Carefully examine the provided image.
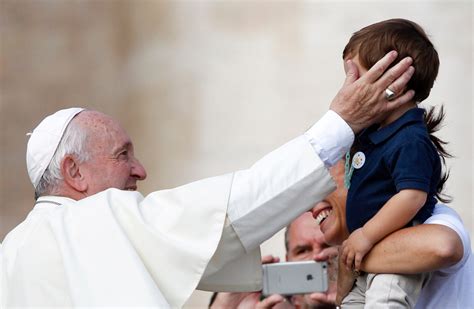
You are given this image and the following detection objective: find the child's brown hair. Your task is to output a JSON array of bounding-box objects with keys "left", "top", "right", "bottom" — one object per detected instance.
[{"left": 343, "top": 18, "right": 439, "bottom": 103}]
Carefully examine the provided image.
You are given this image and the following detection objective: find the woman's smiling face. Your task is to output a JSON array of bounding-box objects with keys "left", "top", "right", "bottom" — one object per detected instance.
[{"left": 311, "top": 160, "right": 350, "bottom": 245}]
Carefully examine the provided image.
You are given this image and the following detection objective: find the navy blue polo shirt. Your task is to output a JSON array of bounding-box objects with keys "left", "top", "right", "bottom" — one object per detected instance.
[{"left": 346, "top": 108, "right": 441, "bottom": 233}]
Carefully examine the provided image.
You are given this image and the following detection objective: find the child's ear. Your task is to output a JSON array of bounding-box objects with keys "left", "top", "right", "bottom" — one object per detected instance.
[
  {"left": 344, "top": 59, "right": 360, "bottom": 81},
  {"left": 343, "top": 59, "right": 350, "bottom": 74}
]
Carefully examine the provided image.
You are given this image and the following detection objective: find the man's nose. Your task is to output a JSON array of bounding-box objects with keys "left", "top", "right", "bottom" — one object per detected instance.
[{"left": 132, "top": 158, "right": 147, "bottom": 180}]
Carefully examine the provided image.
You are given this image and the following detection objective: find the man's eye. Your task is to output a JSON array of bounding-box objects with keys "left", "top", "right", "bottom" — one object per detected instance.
[
  {"left": 296, "top": 248, "right": 311, "bottom": 256},
  {"left": 119, "top": 151, "right": 128, "bottom": 157}
]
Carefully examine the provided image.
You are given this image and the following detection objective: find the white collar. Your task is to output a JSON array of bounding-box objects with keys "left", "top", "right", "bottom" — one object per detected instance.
[{"left": 35, "top": 195, "right": 76, "bottom": 208}]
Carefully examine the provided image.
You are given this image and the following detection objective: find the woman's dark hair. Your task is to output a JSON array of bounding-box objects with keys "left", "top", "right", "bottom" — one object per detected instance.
[{"left": 424, "top": 105, "right": 452, "bottom": 203}]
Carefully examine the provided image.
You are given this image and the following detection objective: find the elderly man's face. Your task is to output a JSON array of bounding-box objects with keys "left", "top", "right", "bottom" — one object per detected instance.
[
  {"left": 311, "top": 161, "right": 349, "bottom": 246},
  {"left": 76, "top": 111, "right": 147, "bottom": 195}
]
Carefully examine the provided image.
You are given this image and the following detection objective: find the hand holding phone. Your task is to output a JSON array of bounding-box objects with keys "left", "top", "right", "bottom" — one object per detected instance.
[{"left": 262, "top": 261, "right": 328, "bottom": 296}]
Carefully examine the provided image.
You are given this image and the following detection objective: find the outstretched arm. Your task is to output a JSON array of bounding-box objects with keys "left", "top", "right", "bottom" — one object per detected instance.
[{"left": 361, "top": 223, "right": 463, "bottom": 274}]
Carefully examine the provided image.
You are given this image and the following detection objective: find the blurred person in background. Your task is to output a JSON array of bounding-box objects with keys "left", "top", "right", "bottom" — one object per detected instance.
[
  {"left": 284, "top": 213, "right": 337, "bottom": 309},
  {"left": 210, "top": 212, "right": 338, "bottom": 309}
]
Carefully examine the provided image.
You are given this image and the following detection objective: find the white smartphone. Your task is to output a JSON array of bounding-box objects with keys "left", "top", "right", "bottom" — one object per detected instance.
[{"left": 262, "top": 260, "right": 328, "bottom": 296}]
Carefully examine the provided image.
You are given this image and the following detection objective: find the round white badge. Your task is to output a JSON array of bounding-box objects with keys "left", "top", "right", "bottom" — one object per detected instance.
[{"left": 352, "top": 151, "right": 366, "bottom": 169}]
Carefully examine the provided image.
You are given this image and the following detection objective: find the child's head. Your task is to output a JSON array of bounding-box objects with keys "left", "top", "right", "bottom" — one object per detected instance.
[{"left": 343, "top": 19, "right": 439, "bottom": 103}]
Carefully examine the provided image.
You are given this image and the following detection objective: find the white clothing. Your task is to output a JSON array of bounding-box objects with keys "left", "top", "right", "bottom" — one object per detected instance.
[
  {"left": 304, "top": 110, "right": 353, "bottom": 167},
  {"left": 415, "top": 204, "right": 474, "bottom": 309},
  {"left": 343, "top": 272, "right": 428, "bottom": 309},
  {"left": 1, "top": 111, "right": 352, "bottom": 308}
]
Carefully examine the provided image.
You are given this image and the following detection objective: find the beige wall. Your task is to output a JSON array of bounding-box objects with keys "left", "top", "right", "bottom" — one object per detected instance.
[{"left": 1, "top": 1, "right": 472, "bottom": 308}]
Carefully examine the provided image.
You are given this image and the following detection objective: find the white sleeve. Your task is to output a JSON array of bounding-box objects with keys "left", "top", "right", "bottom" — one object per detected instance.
[
  {"left": 304, "top": 110, "right": 354, "bottom": 167},
  {"left": 198, "top": 217, "right": 262, "bottom": 292},
  {"left": 424, "top": 204, "right": 472, "bottom": 272},
  {"left": 226, "top": 112, "right": 351, "bottom": 251},
  {"left": 227, "top": 135, "right": 336, "bottom": 252},
  {"left": 200, "top": 133, "right": 338, "bottom": 291}
]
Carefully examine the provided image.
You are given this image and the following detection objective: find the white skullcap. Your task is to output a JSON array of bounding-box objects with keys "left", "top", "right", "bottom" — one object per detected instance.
[{"left": 26, "top": 107, "right": 85, "bottom": 188}]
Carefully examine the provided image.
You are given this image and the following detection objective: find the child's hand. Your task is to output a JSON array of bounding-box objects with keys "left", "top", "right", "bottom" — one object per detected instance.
[{"left": 341, "top": 228, "right": 374, "bottom": 271}]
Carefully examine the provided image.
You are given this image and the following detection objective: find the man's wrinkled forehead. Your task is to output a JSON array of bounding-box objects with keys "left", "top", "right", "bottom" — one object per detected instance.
[
  {"left": 79, "top": 111, "right": 130, "bottom": 139},
  {"left": 76, "top": 110, "right": 117, "bottom": 130},
  {"left": 75, "top": 111, "right": 133, "bottom": 156},
  {"left": 287, "top": 213, "right": 319, "bottom": 247}
]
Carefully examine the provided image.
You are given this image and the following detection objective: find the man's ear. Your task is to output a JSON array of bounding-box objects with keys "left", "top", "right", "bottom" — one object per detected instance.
[{"left": 61, "top": 155, "right": 87, "bottom": 192}]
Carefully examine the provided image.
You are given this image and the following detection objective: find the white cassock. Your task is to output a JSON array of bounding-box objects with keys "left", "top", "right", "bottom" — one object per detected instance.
[{"left": 0, "top": 111, "right": 353, "bottom": 308}]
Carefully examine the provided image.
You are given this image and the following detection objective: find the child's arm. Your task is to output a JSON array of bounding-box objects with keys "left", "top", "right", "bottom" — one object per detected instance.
[
  {"left": 361, "top": 223, "right": 463, "bottom": 274},
  {"left": 341, "top": 189, "right": 427, "bottom": 270}
]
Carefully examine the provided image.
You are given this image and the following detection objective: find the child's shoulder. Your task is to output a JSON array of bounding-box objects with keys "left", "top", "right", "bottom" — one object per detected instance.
[
  {"left": 373, "top": 107, "right": 430, "bottom": 149},
  {"left": 394, "top": 121, "right": 431, "bottom": 141},
  {"left": 384, "top": 122, "right": 436, "bottom": 153}
]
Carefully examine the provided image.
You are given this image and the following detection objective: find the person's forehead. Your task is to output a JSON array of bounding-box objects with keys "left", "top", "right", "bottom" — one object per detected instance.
[
  {"left": 78, "top": 111, "right": 132, "bottom": 148},
  {"left": 289, "top": 213, "right": 320, "bottom": 242},
  {"left": 292, "top": 212, "right": 316, "bottom": 228},
  {"left": 78, "top": 111, "right": 120, "bottom": 128}
]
